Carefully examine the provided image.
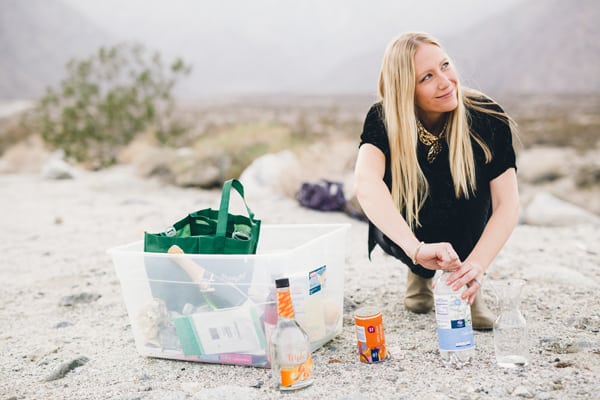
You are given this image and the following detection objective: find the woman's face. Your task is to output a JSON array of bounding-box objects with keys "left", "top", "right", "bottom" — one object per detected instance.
[{"left": 413, "top": 43, "right": 458, "bottom": 121}]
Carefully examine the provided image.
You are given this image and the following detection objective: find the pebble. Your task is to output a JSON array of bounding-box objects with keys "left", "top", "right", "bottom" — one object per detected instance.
[
  {"left": 53, "top": 321, "right": 73, "bottom": 328},
  {"left": 59, "top": 292, "right": 102, "bottom": 306},
  {"left": 513, "top": 385, "right": 534, "bottom": 398},
  {"left": 44, "top": 356, "right": 89, "bottom": 381}
]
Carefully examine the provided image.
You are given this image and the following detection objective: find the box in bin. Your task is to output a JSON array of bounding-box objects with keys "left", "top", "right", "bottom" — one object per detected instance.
[{"left": 108, "top": 224, "right": 350, "bottom": 367}]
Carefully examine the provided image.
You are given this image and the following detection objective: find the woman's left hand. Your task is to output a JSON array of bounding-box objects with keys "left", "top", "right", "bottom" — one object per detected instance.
[{"left": 444, "top": 261, "right": 485, "bottom": 304}]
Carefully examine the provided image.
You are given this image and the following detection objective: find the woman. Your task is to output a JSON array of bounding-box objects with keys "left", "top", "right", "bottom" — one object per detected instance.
[{"left": 354, "top": 32, "right": 519, "bottom": 330}]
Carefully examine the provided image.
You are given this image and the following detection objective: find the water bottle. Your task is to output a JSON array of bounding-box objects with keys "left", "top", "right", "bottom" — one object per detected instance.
[{"left": 434, "top": 270, "right": 474, "bottom": 368}]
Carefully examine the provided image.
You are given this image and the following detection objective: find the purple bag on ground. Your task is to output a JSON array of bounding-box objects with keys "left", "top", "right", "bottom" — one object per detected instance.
[{"left": 296, "top": 179, "right": 346, "bottom": 211}]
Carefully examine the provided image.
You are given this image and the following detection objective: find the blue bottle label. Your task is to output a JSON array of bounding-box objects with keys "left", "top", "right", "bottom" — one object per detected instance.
[{"left": 435, "top": 293, "right": 474, "bottom": 351}]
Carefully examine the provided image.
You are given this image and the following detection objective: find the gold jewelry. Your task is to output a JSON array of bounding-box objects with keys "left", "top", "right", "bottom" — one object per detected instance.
[
  {"left": 417, "top": 118, "right": 448, "bottom": 163},
  {"left": 412, "top": 241, "right": 425, "bottom": 265}
]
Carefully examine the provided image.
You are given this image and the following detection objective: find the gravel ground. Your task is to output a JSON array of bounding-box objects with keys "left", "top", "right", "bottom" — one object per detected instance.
[{"left": 1, "top": 166, "right": 599, "bottom": 399}]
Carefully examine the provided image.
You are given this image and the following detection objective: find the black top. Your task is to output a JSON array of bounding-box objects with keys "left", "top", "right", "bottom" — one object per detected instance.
[{"left": 359, "top": 101, "right": 516, "bottom": 278}]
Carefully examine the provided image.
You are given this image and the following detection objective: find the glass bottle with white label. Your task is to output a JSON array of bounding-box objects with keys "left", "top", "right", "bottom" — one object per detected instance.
[
  {"left": 269, "top": 278, "right": 314, "bottom": 391},
  {"left": 434, "top": 270, "right": 474, "bottom": 368}
]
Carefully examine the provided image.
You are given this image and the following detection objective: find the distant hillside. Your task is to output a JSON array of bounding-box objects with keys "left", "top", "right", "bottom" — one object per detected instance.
[
  {"left": 0, "top": 0, "right": 110, "bottom": 100},
  {"left": 320, "top": 0, "right": 600, "bottom": 96},
  {"left": 445, "top": 0, "right": 600, "bottom": 95}
]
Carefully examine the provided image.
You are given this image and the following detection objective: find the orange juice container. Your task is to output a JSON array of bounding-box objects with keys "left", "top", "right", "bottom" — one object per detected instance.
[{"left": 354, "top": 307, "right": 387, "bottom": 363}]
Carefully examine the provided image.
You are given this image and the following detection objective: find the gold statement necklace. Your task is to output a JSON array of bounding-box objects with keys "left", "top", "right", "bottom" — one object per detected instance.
[{"left": 417, "top": 118, "right": 448, "bottom": 163}]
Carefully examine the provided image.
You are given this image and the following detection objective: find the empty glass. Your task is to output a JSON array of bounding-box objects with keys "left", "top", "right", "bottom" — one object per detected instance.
[{"left": 490, "top": 279, "right": 528, "bottom": 368}]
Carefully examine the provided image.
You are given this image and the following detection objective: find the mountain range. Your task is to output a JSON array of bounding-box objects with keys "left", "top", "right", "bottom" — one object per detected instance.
[
  {"left": 446, "top": 0, "right": 600, "bottom": 95},
  {"left": 319, "top": 0, "right": 600, "bottom": 96},
  {"left": 0, "top": 0, "right": 110, "bottom": 100},
  {"left": 0, "top": 0, "right": 598, "bottom": 100}
]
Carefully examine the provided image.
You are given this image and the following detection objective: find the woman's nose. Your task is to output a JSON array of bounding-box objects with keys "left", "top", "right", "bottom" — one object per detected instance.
[{"left": 438, "top": 75, "right": 451, "bottom": 89}]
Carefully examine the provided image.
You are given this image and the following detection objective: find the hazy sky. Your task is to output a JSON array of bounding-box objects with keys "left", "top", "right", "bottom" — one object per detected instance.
[
  {"left": 61, "top": 0, "right": 524, "bottom": 96},
  {"left": 65, "top": 0, "right": 523, "bottom": 44}
]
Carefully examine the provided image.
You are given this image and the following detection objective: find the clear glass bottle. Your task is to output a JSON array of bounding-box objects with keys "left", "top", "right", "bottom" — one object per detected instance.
[
  {"left": 270, "top": 278, "right": 314, "bottom": 391},
  {"left": 434, "top": 270, "right": 474, "bottom": 368},
  {"left": 491, "top": 279, "right": 528, "bottom": 368}
]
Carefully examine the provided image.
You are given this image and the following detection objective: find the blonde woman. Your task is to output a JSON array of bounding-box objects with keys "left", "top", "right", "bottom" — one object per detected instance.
[{"left": 354, "top": 32, "right": 519, "bottom": 330}]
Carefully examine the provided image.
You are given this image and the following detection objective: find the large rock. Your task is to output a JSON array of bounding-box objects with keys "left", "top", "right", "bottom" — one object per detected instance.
[
  {"left": 0, "top": 135, "right": 50, "bottom": 173},
  {"left": 239, "top": 150, "right": 300, "bottom": 198},
  {"left": 517, "top": 147, "right": 574, "bottom": 184},
  {"left": 118, "top": 137, "right": 176, "bottom": 182},
  {"left": 172, "top": 157, "right": 223, "bottom": 188},
  {"left": 41, "top": 156, "right": 75, "bottom": 180},
  {"left": 522, "top": 191, "right": 600, "bottom": 226}
]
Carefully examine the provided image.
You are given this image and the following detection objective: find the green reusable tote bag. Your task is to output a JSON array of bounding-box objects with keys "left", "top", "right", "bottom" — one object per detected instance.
[{"left": 144, "top": 179, "right": 261, "bottom": 254}]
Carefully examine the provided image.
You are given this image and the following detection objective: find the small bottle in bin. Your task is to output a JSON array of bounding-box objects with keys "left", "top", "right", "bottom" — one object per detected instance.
[
  {"left": 263, "top": 287, "right": 278, "bottom": 363},
  {"left": 269, "top": 278, "right": 314, "bottom": 391}
]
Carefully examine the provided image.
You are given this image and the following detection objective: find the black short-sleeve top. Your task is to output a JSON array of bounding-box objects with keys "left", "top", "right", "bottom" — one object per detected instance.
[{"left": 359, "top": 100, "right": 516, "bottom": 276}]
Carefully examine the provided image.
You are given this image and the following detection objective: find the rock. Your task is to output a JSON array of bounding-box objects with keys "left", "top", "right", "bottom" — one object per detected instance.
[
  {"left": 53, "top": 321, "right": 73, "bottom": 329},
  {"left": 123, "top": 141, "right": 177, "bottom": 181},
  {"left": 41, "top": 157, "right": 75, "bottom": 179},
  {"left": 575, "top": 163, "right": 600, "bottom": 188},
  {"left": 522, "top": 191, "right": 600, "bottom": 226},
  {"left": 517, "top": 147, "right": 573, "bottom": 184},
  {"left": 171, "top": 148, "right": 231, "bottom": 188},
  {"left": 239, "top": 150, "right": 300, "bottom": 198},
  {"left": 174, "top": 160, "right": 221, "bottom": 188},
  {"left": 0, "top": 135, "right": 50, "bottom": 174},
  {"left": 512, "top": 385, "right": 534, "bottom": 398},
  {"left": 44, "top": 356, "right": 89, "bottom": 381},
  {"left": 59, "top": 292, "right": 102, "bottom": 306}
]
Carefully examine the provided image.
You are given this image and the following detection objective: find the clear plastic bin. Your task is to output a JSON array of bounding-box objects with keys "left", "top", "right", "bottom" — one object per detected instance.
[{"left": 108, "top": 224, "right": 350, "bottom": 367}]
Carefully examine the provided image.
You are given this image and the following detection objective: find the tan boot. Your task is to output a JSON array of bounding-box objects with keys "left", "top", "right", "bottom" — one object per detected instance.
[
  {"left": 404, "top": 270, "right": 434, "bottom": 314},
  {"left": 471, "top": 294, "right": 495, "bottom": 331}
]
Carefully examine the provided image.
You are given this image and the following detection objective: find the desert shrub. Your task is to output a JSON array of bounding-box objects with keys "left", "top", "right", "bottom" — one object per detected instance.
[
  {"left": 193, "top": 121, "right": 309, "bottom": 179},
  {"left": 0, "top": 115, "right": 31, "bottom": 155},
  {"left": 500, "top": 93, "right": 600, "bottom": 150},
  {"left": 25, "top": 42, "right": 191, "bottom": 168}
]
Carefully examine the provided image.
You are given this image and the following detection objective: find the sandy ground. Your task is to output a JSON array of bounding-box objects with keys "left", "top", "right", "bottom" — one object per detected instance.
[{"left": 1, "top": 166, "right": 599, "bottom": 400}]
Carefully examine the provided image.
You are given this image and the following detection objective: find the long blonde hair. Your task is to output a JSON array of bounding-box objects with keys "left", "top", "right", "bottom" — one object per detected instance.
[{"left": 377, "top": 32, "right": 510, "bottom": 229}]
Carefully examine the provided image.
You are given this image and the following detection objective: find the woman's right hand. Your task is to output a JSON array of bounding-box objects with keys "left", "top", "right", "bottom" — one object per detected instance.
[
  {"left": 414, "top": 242, "right": 461, "bottom": 271},
  {"left": 354, "top": 145, "right": 462, "bottom": 273}
]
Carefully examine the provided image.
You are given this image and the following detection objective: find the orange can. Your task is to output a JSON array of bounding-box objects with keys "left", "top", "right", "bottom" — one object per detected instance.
[{"left": 354, "top": 307, "right": 387, "bottom": 363}]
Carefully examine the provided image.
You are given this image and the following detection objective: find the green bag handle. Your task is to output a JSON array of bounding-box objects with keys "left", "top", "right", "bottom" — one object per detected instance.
[{"left": 216, "top": 179, "right": 257, "bottom": 241}]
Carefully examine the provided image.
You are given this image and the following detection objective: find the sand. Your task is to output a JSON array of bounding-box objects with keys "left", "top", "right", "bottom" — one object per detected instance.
[{"left": 1, "top": 165, "right": 599, "bottom": 400}]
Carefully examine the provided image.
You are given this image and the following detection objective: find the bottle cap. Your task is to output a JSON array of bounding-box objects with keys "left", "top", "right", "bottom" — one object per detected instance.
[{"left": 275, "top": 278, "right": 290, "bottom": 288}]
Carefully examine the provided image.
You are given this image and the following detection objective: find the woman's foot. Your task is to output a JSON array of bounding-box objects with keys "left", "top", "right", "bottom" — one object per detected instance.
[
  {"left": 471, "top": 294, "right": 495, "bottom": 331},
  {"left": 404, "top": 270, "right": 434, "bottom": 313}
]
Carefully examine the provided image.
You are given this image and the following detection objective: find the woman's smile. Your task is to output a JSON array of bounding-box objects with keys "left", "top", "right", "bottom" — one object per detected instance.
[{"left": 437, "top": 87, "right": 455, "bottom": 100}]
